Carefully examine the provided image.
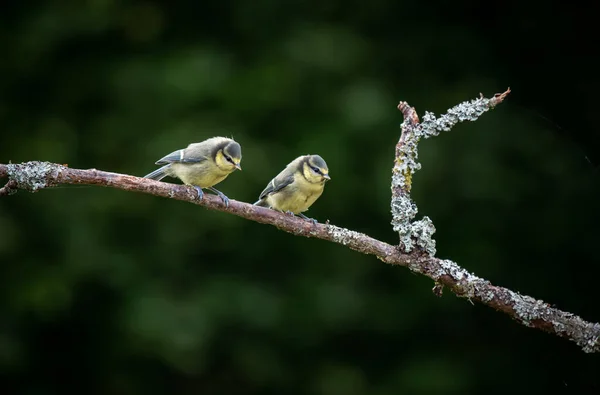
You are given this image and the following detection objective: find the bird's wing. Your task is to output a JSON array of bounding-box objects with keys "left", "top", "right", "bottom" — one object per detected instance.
[
  {"left": 259, "top": 172, "right": 295, "bottom": 200},
  {"left": 155, "top": 149, "right": 209, "bottom": 165}
]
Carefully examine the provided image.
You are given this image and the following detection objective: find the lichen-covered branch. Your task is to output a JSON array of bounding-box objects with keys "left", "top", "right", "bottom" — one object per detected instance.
[
  {"left": 1, "top": 158, "right": 598, "bottom": 353},
  {"left": 408, "top": 256, "right": 600, "bottom": 354},
  {"left": 391, "top": 88, "right": 511, "bottom": 254},
  {"left": 0, "top": 162, "right": 401, "bottom": 260}
]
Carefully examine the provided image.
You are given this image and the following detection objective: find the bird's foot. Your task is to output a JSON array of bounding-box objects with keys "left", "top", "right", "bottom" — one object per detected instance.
[
  {"left": 209, "top": 187, "right": 230, "bottom": 208},
  {"left": 193, "top": 186, "right": 204, "bottom": 200},
  {"left": 284, "top": 210, "right": 296, "bottom": 217},
  {"left": 299, "top": 213, "right": 318, "bottom": 225}
]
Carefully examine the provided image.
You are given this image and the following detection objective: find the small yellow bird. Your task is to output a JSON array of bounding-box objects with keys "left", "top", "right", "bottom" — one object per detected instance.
[
  {"left": 254, "top": 154, "right": 330, "bottom": 223},
  {"left": 144, "top": 137, "right": 242, "bottom": 207}
]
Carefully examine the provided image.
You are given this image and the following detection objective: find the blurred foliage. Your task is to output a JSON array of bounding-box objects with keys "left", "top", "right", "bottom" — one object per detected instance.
[{"left": 1, "top": 1, "right": 599, "bottom": 394}]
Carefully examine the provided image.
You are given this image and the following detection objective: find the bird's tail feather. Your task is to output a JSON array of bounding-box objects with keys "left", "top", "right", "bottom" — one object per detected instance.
[
  {"left": 253, "top": 199, "right": 268, "bottom": 207},
  {"left": 144, "top": 164, "right": 170, "bottom": 181}
]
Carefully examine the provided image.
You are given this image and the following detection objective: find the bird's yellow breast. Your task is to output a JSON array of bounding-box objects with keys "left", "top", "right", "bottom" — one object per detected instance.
[
  {"left": 266, "top": 173, "right": 325, "bottom": 214},
  {"left": 169, "top": 162, "right": 232, "bottom": 188}
]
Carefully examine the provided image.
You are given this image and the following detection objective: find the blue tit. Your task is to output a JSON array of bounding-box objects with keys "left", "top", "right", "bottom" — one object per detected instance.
[
  {"left": 254, "top": 154, "right": 330, "bottom": 223},
  {"left": 144, "top": 137, "right": 242, "bottom": 207}
]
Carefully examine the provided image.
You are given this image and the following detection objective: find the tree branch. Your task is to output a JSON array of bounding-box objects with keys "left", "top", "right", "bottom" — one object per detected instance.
[
  {"left": 391, "top": 88, "right": 511, "bottom": 254},
  {"left": 2, "top": 88, "right": 599, "bottom": 354},
  {"left": 0, "top": 179, "right": 17, "bottom": 196}
]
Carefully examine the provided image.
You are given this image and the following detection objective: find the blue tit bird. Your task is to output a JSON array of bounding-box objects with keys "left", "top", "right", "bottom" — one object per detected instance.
[
  {"left": 254, "top": 154, "right": 330, "bottom": 223},
  {"left": 144, "top": 137, "right": 242, "bottom": 207}
]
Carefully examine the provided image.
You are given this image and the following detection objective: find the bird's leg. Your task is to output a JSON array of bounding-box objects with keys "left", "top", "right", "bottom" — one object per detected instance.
[
  {"left": 284, "top": 210, "right": 296, "bottom": 217},
  {"left": 208, "top": 187, "right": 230, "bottom": 208},
  {"left": 192, "top": 186, "right": 204, "bottom": 200},
  {"left": 299, "top": 213, "right": 318, "bottom": 225}
]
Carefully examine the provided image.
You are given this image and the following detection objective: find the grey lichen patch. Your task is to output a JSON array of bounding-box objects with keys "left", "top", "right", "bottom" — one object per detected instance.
[
  {"left": 327, "top": 225, "right": 364, "bottom": 247},
  {"left": 391, "top": 194, "right": 418, "bottom": 250},
  {"left": 413, "top": 257, "right": 491, "bottom": 300},
  {"left": 582, "top": 324, "right": 600, "bottom": 353},
  {"left": 479, "top": 288, "right": 496, "bottom": 303},
  {"left": 433, "top": 259, "right": 488, "bottom": 301},
  {"left": 411, "top": 216, "right": 436, "bottom": 256},
  {"left": 435, "top": 259, "right": 479, "bottom": 283},
  {"left": 392, "top": 118, "right": 424, "bottom": 190},
  {"left": 6, "top": 161, "right": 61, "bottom": 192},
  {"left": 420, "top": 96, "right": 491, "bottom": 137},
  {"left": 391, "top": 195, "right": 418, "bottom": 225},
  {"left": 510, "top": 293, "right": 548, "bottom": 325},
  {"left": 552, "top": 320, "right": 567, "bottom": 334},
  {"left": 391, "top": 199, "right": 437, "bottom": 255},
  {"left": 391, "top": 164, "right": 418, "bottom": 192},
  {"left": 398, "top": 233, "right": 414, "bottom": 254},
  {"left": 510, "top": 293, "right": 600, "bottom": 353}
]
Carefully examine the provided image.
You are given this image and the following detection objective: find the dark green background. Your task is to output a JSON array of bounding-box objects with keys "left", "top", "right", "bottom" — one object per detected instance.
[{"left": 1, "top": 1, "right": 599, "bottom": 394}]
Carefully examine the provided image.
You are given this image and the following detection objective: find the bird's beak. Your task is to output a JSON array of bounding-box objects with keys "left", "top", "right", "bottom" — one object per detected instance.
[
  {"left": 235, "top": 163, "right": 242, "bottom": 171},
  {"left": 323, "top": 174, "right": 331, "bottom": 181}
]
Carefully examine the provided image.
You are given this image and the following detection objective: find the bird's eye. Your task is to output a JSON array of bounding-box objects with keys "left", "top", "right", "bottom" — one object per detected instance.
[
  {"left": 224, "top": 155, "right": 234, "bottom": 163},
  {"left": 311, "top": 166, "right": 320, "bottom": 174}
]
